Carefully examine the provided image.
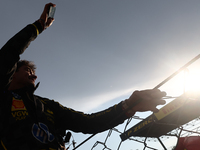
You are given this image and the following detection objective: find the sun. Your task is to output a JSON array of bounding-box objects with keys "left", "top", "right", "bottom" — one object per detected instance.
[
  {"left": 184, "top": 67, "right": 200, "bottom": 93},
  {"left": 160, "top": 62, "right": 200, "bottom": 99}
]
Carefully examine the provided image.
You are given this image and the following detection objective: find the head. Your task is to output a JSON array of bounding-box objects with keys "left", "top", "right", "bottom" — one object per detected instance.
[
  {"left": 8, "top": 60, "right": 37, "bottom": 90},
  {"left": 16, "top": 60, "right": 36, "bottom": 74}
]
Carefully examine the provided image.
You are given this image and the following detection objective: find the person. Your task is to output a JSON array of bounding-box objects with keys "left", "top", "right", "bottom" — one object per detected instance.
[{"left": 0, "top": 3, "right": 167, "bottom": 150}]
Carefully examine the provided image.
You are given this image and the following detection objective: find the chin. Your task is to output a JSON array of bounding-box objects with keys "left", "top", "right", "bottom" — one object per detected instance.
[
  {"left": 25, "top": 83, "right": 36, "bottom": 92},
  {"left": 27, "top": 82, "right": 36, "bottom": 88}
]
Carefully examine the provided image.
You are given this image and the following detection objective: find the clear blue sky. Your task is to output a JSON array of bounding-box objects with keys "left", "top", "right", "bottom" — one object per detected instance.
[{"left": 1, "top": 1, "right": 200, "bottom": 149}]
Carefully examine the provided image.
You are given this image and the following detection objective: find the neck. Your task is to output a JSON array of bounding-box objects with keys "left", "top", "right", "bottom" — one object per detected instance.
[
  {"left": 8, "top": 83, "right": 24, "bottom": 91},
  {"left": 8, "top": 83, "right": 36, "bottom": 92}
]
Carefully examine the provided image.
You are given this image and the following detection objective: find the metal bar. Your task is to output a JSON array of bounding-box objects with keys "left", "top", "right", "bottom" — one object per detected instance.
[
  {"left": 154, "top": 54, "right": 200, "bottom": 89},
  {"left": 157, "top": 137, "right": 167, "bottom": 150},
  {"left": 73, "top": 134, "right": 96, "bottom": 150}
]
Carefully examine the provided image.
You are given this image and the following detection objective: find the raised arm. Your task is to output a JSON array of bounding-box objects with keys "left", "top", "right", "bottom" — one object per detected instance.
[{"left": 0, "top": 3, "right": 55, "bottom": 89}]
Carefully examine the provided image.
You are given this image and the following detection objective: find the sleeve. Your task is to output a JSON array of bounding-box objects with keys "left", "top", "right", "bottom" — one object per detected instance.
[
  {"left": 43, "top": 99, "right": 129, "bottom": 134},
  {"left": 0, "top": 21, "right": 43, "bottom": 89}
]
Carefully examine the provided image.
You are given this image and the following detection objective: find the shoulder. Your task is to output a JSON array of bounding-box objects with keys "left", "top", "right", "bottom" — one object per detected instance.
[
  {"left": 34, "top": 95, "right": 58, "bottom": 105},
  {"left": 34, "top": 95, "right": 66, "bottom": 111}
]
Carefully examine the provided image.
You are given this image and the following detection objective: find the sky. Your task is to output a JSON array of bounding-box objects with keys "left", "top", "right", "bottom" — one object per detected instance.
[{"left": 1, "top": 0, "right": 200, "bottom": 149}]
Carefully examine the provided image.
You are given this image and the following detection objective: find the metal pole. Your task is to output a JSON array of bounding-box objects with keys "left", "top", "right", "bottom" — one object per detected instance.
[
  {"left": 157, "top": 137, "right": 167, "bottom": 150},
  {"left": 73, "top": 134, "right": 96, "bottom": 150},
  {"left": 154, "top": 54, "right": 200, "bottom": 89}
]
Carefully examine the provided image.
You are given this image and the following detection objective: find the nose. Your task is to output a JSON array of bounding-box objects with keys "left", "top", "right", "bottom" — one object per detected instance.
[
  {"left": 30, "top": 74, "right": 37, "bottom": 80},
  {"left": 33, "top": 74, "right": 37, "bottom": 80},
  {"left": 33, "top": 74, "right": 37, "bottom": 79}
]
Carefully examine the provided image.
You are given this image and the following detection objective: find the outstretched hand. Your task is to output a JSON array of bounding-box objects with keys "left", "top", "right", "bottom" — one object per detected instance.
[
  {"left": 125, "top": 89, "right": 166, "bottom": 114},
  {"left": 39, "top": 3, "right": 56, "bottom": 29}
]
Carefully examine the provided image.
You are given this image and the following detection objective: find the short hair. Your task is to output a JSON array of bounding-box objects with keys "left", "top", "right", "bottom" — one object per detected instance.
[{"left": 16, "top": 60, "right": 36, "bottom": 73}]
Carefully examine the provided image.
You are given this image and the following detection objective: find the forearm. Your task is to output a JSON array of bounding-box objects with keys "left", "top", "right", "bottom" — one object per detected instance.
[
  {"left": 0, "top": 21, "right": 43, "bottom": 89},
  {"left": 57, "top": 101, "right": 129, "bottom": 134},
  {"left": 0, "top": 21, "right": 42, "bottom": 56},
  {"left": 81, "top": 102, "right": 128, "bottom": 133}
]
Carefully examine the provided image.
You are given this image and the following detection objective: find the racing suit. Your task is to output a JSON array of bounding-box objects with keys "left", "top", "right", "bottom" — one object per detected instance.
[{"left": 0, "top": 21, "right": 129, "bottom": 149}]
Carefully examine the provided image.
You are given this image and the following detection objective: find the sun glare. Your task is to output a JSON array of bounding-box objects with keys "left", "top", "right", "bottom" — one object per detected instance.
[
  {"left": 170, "top": 63, "right": 200, "bottom": 100},
  {"left": 184, "top": 69, "right": 200, "bottom": 92},
  {"left": 161, "top": 62, "right": 200, "bottom": 99}
]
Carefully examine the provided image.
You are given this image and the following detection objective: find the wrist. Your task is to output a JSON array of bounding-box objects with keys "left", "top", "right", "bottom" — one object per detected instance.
[
  {"left": 32, "top": 20, "right": 44, "bottom": 34},
  {"left": 122, "top": 99, "right": 136, "bottom": 117},
  {"left": 38, "top": 19, "right": 46, "bottom": 30}
]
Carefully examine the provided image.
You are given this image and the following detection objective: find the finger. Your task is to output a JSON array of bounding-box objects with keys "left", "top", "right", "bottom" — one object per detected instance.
[
  {"left": 46, "top": 18, "right": 54, "bottom": 27},
  {"left": 140, "top": 89, "right": 166, "bottom": 101},
  {"left": 148, "top": 99, "right": 166, "bottom": 113},
  {"left": 150, "top": 89, "right": 166, "bottom": 98},
  {"left": 40, "top": 3, "right": 56, "bottom": 21},
  {"left": 45, "top": 3, "right": 56, "bottom": 11},
  {"left": 139, "top": 89, "right": 166, "bottom": 98},
  {"left": 154, "top": 99, "right": 166, "bottom": 105},
  {"left": 151, "top": 107, "right": 159, "bottom": 113}
]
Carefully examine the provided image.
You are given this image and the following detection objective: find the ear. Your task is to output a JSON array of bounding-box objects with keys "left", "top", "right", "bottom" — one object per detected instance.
[{"left": 12, "top": 72, "right": 17, "bottom": 80}]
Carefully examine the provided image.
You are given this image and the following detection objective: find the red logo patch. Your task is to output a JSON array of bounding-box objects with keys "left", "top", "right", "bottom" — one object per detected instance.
[{"left": 11, "top": 99, "right": 26, "bottom": 111}]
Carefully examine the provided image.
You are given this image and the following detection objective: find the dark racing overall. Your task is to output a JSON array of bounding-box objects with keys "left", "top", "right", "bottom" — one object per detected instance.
[{"left": 0, "top": 21, "right": 127, "bottom": 150}]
